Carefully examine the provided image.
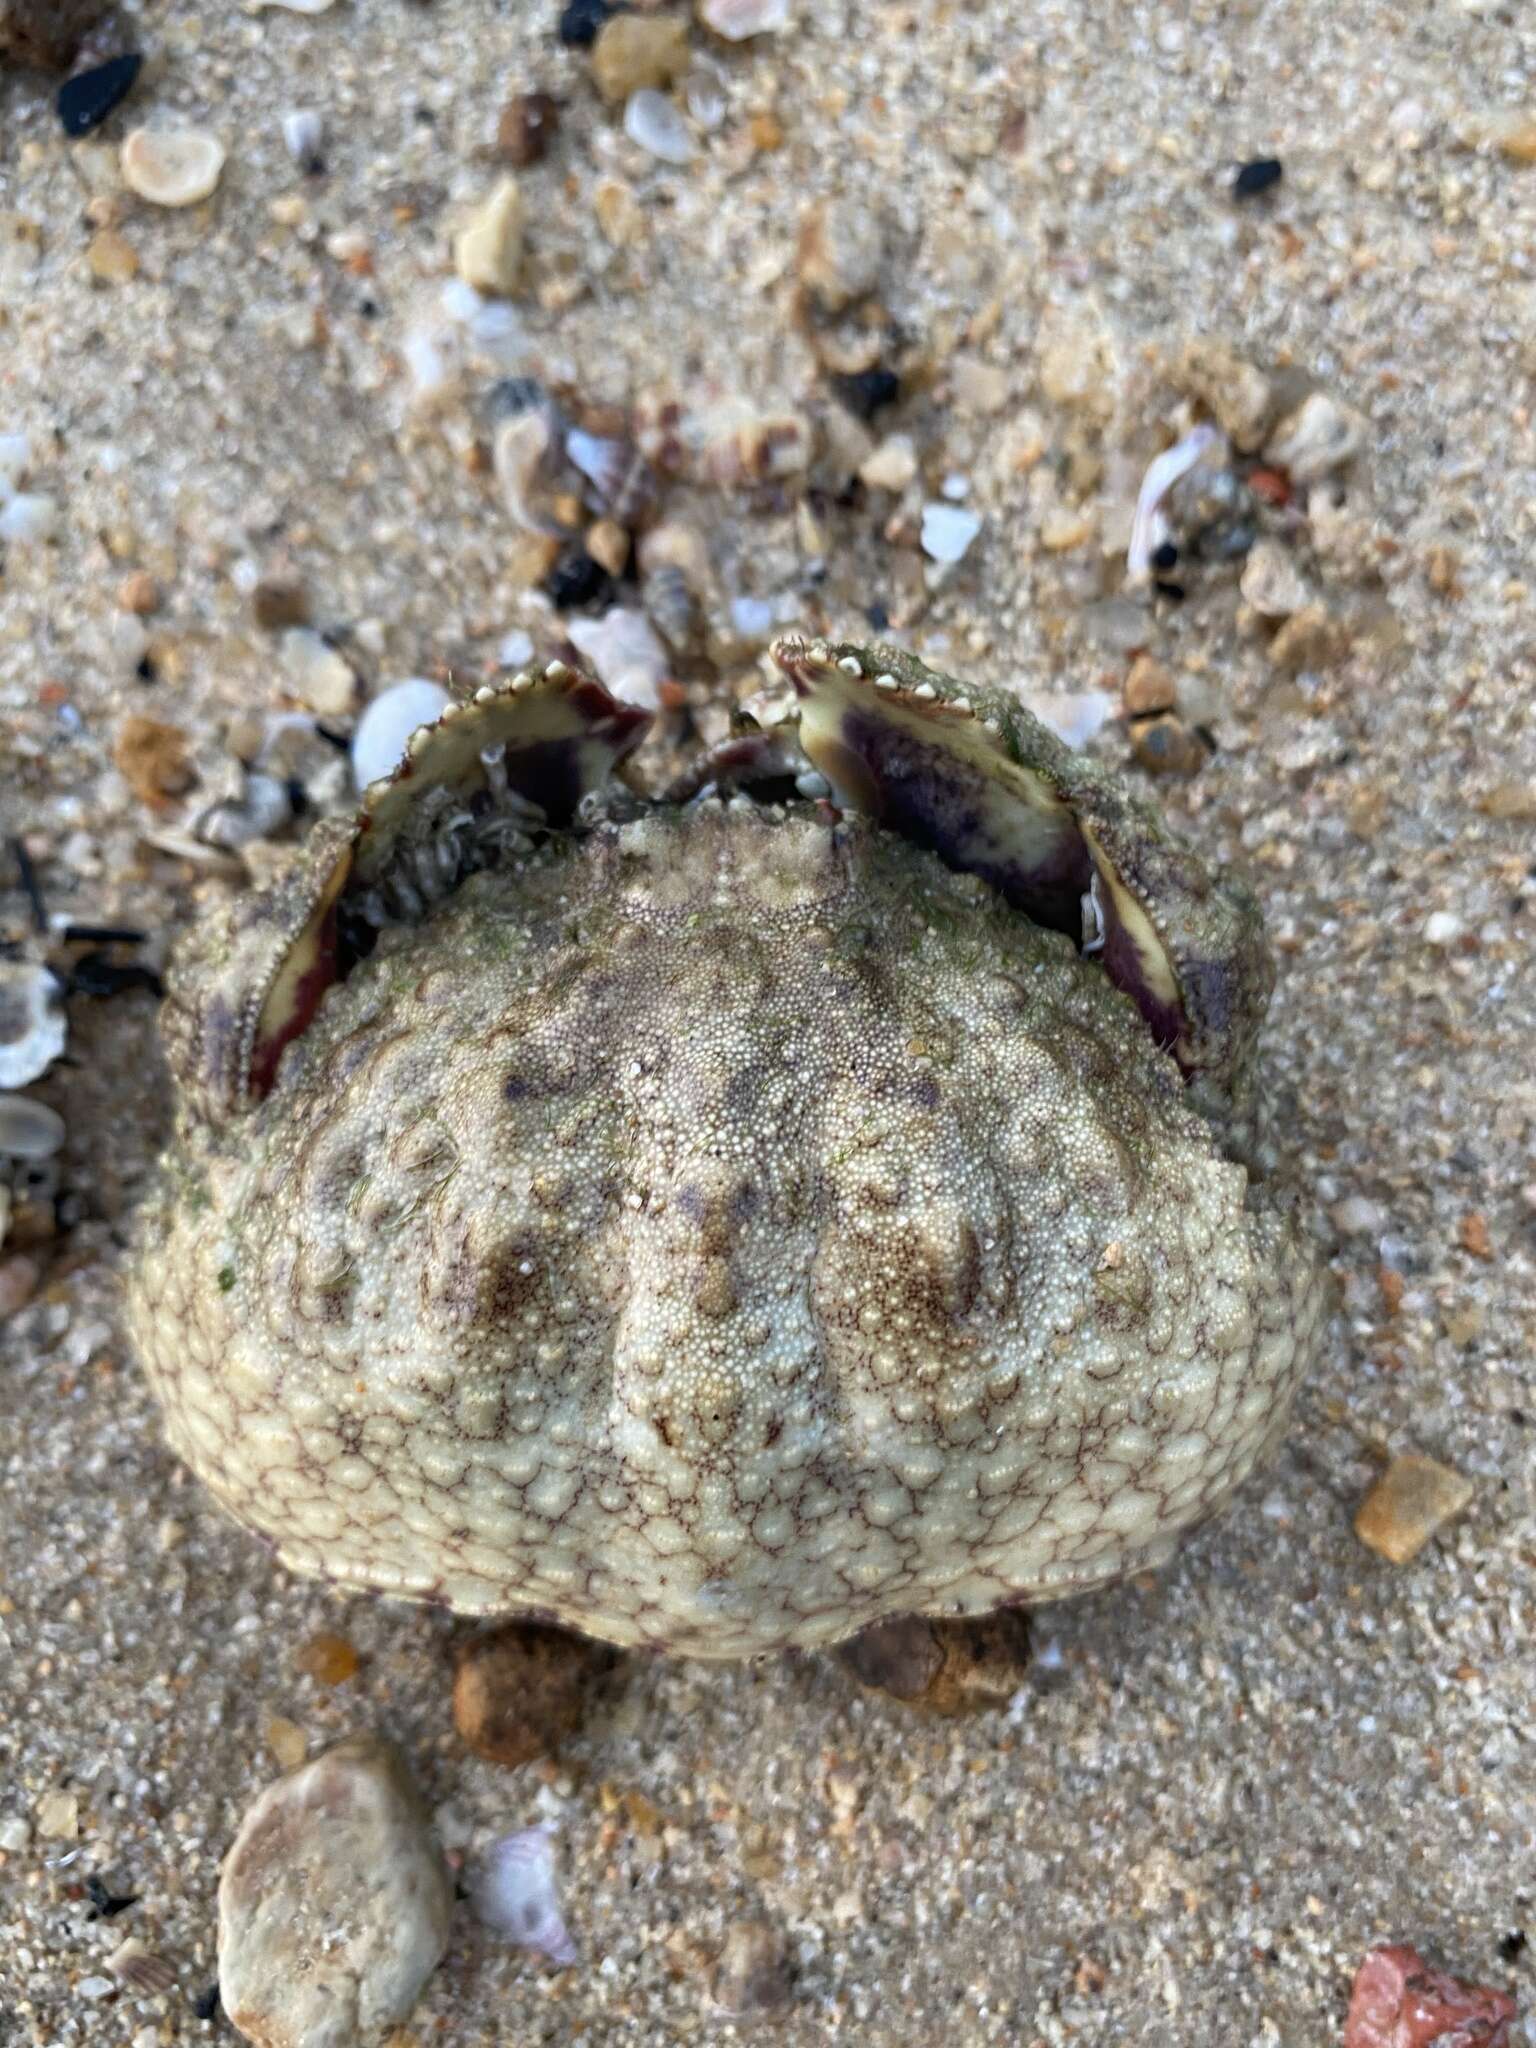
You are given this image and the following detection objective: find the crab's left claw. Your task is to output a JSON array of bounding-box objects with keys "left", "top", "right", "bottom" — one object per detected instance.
[
  {"left": 161, "top": 663, "right": 650, "bottom": 1128},
  {"left": 772, "top": 638, "right": 1272, "bottom": 1128}
]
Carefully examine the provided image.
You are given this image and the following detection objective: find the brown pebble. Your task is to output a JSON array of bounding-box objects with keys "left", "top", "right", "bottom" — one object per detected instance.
[
  {"left": 712, "top": 1919, "right": 792, "bottom": 2016},
  {"left": 585, "top": 516, "right": 630, "bottom": 579},
  {"left": 1354, "top": 1454, "right": 1475, "bottom": 1566},
  {"left": 590, "top": 15, "right": 690, "bottom": 105},
  {"left": 293, "top": 1631, "right": 360, "bottom": 1686},
  {"left": 117, "top": 570, "right": 161, "bottom": 616},
  {"left": 0, "top": 0, "right": 106, "bottom": 68},
  {"left": 0, "top": 1253, "right": 41, "bottom": 1321},
  {"left": 836, "top": 1610, "right": 1032, "bottom": 1715},
  {"left": 1458, "top": 1210, "right": 1492, "bottom": 1260},
  {"left": 1267, "top": 601, "right": 1348, "bottom": 673},
  {"left": 497, "top": 90, "right": 560, "bottom": 168},
  {"left": 113, "top": 715, "right": 194, "bottom": 808},
  {"left": 251, "top": 579, "right": 311, "bottom": 632},
  {"left": 1130, "top": 710, "right": 1207, "bottom": 777},
  {"left": 452, "top": 1620, "right": 617, "bottom": 1768},
  {"left": 86, "top": 228, "right": 139, "bottom": 284},
  {"left": 748, "top": 109, "right": 784, "bottom": 152},
  {"left": 1123, "top": 653, "right": 1176, "bottom": 719}
]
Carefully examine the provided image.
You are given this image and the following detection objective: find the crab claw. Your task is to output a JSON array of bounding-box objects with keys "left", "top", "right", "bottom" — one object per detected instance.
[
  {"left": 161, "top": 664, "right": 650, "bottom": 1125},
  {"left": 771, "top": 638, "right": 1271, "bottom": 1122}
]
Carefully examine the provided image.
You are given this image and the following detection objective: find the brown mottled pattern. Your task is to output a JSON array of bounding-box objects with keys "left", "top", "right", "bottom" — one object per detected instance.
[{"left": 128, "top": 804, "right": 1324, "bottom": 1657}]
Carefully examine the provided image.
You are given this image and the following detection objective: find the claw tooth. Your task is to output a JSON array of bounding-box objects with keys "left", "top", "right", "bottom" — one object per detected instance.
[
  {"left": 808, "top": 640, "right": 831, "bottom": 662},
  {"left": 952, "top": 696, "right": 972, "bottom": 714},
  {"left": 474, "top": 684, "right": 497, "bottom": 703},
  {"left": 873, "top": 672, "right": 898, "bottom": 691},
  {"left": 543, "top": 659, "right": 570, "bottom": 681},
  {"left": 407, "top": 725, "right": 436, "bottom": 757},
  {"left": 510, "top": 670, "right": 534, "bottom": 694},
  {"left": 837, "top": 654, "right": 863, "bottom": 676},
  {"left": 982, "top": 717, "right": 1002, "bottom": 735},
  {"left": 913, "top": 681, "right": 937, "bottom": 701}
]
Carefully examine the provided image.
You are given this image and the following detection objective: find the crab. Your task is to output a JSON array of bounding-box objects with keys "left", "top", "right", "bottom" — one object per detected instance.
[{"left": 125, "top": 640, "right": 1326, "bottom": 1662}]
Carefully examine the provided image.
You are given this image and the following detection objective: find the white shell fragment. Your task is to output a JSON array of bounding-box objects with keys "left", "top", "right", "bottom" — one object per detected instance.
[
  {"left": 919, "top": 502, "right": 982, "bottom": 565},
  {"left": 352, "top": 680, "right": 453, "bottom": 791},
  {"left": 217, "top": 1736, "right": 452, "bottom": 2048},
  {"left": 121, "top": 128, "right": 227, "bottom": 209},
  {"left": 280, "top": 626, "right": 359, "bottom": 717},
  {"left": 258, "top": 0, "right": 335, "bottom": 11},
  {"left": 0, "top": 433, "right": 31, "bottom": 490},
  {"left": 698, "top": 0, "right": 793, "bottom": 38},
  {"left": 0, "top": 964, "right": 66, "bottom": 1090},
  {"left": 624, "top": 89, "right": 695, "bottom": 165},
  {"left": 280, "top": 109, "right": 325, "bottom": 170},
  {"left": 471, "top": 1825, "right": 577, "bottom": 1967},
  {"left": 0, "top": 494, "right": 59, "bottom": 544},
  {"left": 0, "top": 1093, "right": 66, "bottom": 1162},
  {"left": 567, "top": 606, "right": 670, "bottom": 709},
  {"left": 1126, "top": 423, "right": 1225, "bottom": 581}
]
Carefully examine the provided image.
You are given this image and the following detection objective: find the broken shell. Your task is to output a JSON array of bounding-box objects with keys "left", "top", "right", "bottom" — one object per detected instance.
[
  {"left": 0, "top": 1092, "right": 66, "bottom": 1161},
  {"left": 106, "top": 1938, "right": 177, "bottom": 1994},
  {"left": 1126, "top": 424, "right": 1225, "bottom": 582},
  {"left": 640, "top": 562, "right": 698, "bottom": 652},
  {"left": 567, "top": 606, "right": 669, "bottom": 710},
  {"left": 1264, "top": 390, "right": 1366, "bottom": 485},
  {"left": 351, "top": 680, "right": 453, "bottom": 792},
  {"left": 470, "top": 1825, "right": 577, "bottom": 1965},
  {"left": 0, "top": 964, "right": 66, "bottom": 1089},
  {"left": 121, "top": 127, "right": 226, "bottom": 208},
  {"left": 195, "top": 772, "right": 294, "bottom": 853},
  {"left": 493, "top": 405, "right": 574, "bottom": 539}
]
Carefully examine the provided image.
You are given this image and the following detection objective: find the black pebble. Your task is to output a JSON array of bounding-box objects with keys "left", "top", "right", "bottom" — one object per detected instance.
[
  {"left": 1153, "top": 578, "right": 1186, "bottom": 603},
  {"left": 1499, "top": 1930, "right": 1527, "bottom": 1961},
  {"left": 1232, "top": 156, "right": 1283, "bottom": 200},
  {"left": 865, "top": 600, "right": 890, "bottom": 632},
  {"left": 544, "top": 546, "right": 613, "bottom": 611},
  {"left": 192, "top": 1982, "right": 222, "bottom": 2023},
  {"left": 558, "top": 0, "right": 618, "bottom": 48},
  {"left": 831, "top": 367, "right": 901, "bottom": 423},
  {"left": 56, "top": 54, "right": 142, "bottom": 140},
  {"left": 85, "top": 1873, "right": 139, "bottom": 1920},
  {"left": 1150, "top": 539, "right": 1180, "bottom": 573}
]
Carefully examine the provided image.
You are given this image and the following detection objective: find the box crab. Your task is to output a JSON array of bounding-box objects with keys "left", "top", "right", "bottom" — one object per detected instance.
[{"left": 126, "top": 641, "right": 1325, "bottom": 1660}]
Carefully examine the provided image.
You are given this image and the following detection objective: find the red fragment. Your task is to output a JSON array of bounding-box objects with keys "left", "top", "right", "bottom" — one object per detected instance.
[
  {"left": 1246, "top": 464, "right": 1292, "bottom": 508},
  {"left": 1344, "top": 1943, "right": 1517, "bottom": 2048}
]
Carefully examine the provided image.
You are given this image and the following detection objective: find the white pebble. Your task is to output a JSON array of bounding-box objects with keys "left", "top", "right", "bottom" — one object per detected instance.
[
  {"left": 1022, "top": 689, "right": 1116, "bottom": 749},
  {"left": 1423, "top": 910, "right": 1463, "bottom": 946},
  {"left": 497, "top": 629, "right": 535, "bottom": 668},
  {"left": 698, "top": 0, "right": 792, "bottom": 37},
  {"left": 920, "top": 502, "right": 982, "bottom": 564},
  {"left": 280, "top": 109, "right": 324, "bottom": 170},
  {"left": 624, "top": 89, "right": 695, "bottom": 165},
  {"left": 77, "top": 1977, "right": 115, "bottom": 2001},
  {"left": 0, "top": 964, "right": 66, "bottom": 1090},
  {"left": 219, "top": 1738, "right": 451, "bottom": 2048},
  {"left": 0, "top": 432, "right": 31, "bottom": 490},
  {"left": 1332, "top": 1193, "right": 1385, "bottom": 1236},
  {"left": 471, "top": 1825, "right": 577, "bottom": 1966},
  {"left": 280, "top": 627, "right": 358, "bottom": 717},
  {"left": 0, "top": 493, "right": 58, "bottom": 543},
  {"left": 258, "top": 0, "right": 334, "bottom": 9},
  {"left": 352, "top": 680, "right": 452, "bottom": 791},
  {"left": 121, "top": 128, "right": 227, "bottom": 208},
  {"left": 728, "top": 595, "right": 775, "bottom": 641},
  {"left": 0, "top": 1093, "right": 66, "bottom": 1161},
  {"left": 568, "top": 606, "right": 670, "bottom": 710}
]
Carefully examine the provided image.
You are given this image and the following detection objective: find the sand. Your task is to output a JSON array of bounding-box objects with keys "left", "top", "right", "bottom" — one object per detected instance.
[{"left": 1, "top": 2, "right": 1532, "bottom": 2042}]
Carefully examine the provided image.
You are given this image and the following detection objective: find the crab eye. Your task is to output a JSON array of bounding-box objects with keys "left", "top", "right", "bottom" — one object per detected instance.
[{"left": 773, "top": 638, "right": 1269, "bottom": 1106}]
